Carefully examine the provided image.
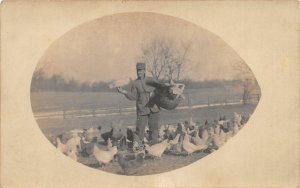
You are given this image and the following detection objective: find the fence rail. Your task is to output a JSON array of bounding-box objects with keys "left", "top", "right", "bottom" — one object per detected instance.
[{"left": 33, "top": 94, "right": 260, "bottom": 120}]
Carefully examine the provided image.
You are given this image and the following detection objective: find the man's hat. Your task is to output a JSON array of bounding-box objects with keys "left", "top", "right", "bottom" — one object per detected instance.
[{"left": 136, "top": 62, "right": 146, "bottom": 70}]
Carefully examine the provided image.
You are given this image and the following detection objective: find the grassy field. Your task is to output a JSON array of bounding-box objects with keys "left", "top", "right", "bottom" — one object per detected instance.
[
  {"left": 31, "top": 89, "right": 258, "bottom": 175},
  {"left": 31, "top": 86, "right": 244, "bottom": 112},
  {"left": 39, "top": 103, "right": 258, "bottom": 175}
]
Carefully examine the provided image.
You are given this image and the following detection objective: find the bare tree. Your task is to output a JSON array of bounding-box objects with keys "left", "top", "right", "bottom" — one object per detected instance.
[
  {"left": 139, "top": 38, "right": 191, "bottom": 81},
  {"left": 140, "top": 38, "right": 171, "bottom": 80},
  {"left": 233, "top": 61, "right": 259, "bottom": 104},
  {"left": 174, "top": 42, "right": 192, "bottom": 81}
]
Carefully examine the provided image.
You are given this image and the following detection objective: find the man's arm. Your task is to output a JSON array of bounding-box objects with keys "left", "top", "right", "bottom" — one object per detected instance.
[{"left": 117, "top": 84, "right": 137, "bottom": 101}]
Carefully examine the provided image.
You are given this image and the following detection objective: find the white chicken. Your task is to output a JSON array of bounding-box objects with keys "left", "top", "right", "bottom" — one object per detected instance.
[
  {"left": 70, "top": 129, "right": 84, "bottom": 136},
  {"left": 67, "top": 149, "right": 78, "bottom": 161},
  {"left": 233, "top": 122, "right": 240, "bottom": 135},
  {"left": 169, "top": 134, "right": 180, "bottom": 145},
  {"left": 107, "top": 138, "right": 113, "bottom": 149},
  {"left": 183, "top": 133, "right": 208, "bottom": 155},
  {"left": 233, "top": 112, "right": 242, "bottom": 126},
  {"left": 214, "top": 124, "right": 221, "bottom": 135},
  {"left": 57, "top": 137, "right": 68, "bottom": 154},
  {"left": 93, "top": 144, "right": 118, "bottom": 166},
  {"left": 145, "top": 139, "right": 169, "bottom": 158},
  {"left": 57, "top": 136, "right": 81, "bottom": 154},
  {"left": 167, "top": 134, "right": 181, "bottom": 150},
  {"left": 167, "top": 80, "right": 185, "bottom": 99}
]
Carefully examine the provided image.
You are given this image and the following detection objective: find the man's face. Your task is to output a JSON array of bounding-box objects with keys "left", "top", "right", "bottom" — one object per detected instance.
[{"left": 137, "top": 69, "right": 145, "bottom": 78}]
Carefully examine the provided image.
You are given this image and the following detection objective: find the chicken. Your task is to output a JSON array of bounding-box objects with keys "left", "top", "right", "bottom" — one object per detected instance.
[
  {"left": 112, "top": 126, "right": 123, "bottom": 141},
  {"left": 159, "top": 124, "right": 168, "bottom": 141},
  {"left": 93, "top": 144, "right": 118, "bottom": 166},
  {"left": 164, "top": 124, "right": 177, "bottom": 140},
  {"left": 57, "top": 136, "right": 81, "bottom": 154},
  {"left": 144, "top": 127, "right": 150, "bottom": 143},
  {"left": 84, "top": 127, "right": 101, "bottom": 142},
  {"left": 127, "top": 128, "right": 134, "bottom": 142},
  {"left": 148, "top": 80, "right": 185, "bottom": 110},
  {"left": 214, "top": 124, "right": 221, "bottom": 135},
  {"left": 101, "top": 128, "right": 113, "bottom": 142},
  {"left": 67, "top": 149, "right": 78, "bottom": 161},
  {"left": 233, "top": 122, "right": 239, "bottom": 135},
  {"left": 169, "top": 134, "right": 180, "bottom": 145},
  {"left": 174, "top": 137, "right": 183, "bottom": 153},
  {"left": 119, "top": 136, "right": 128, "bottom": 151},
  {"left": 175, "top": 123, "right": 185, "bottom": 134},
  {"left": 182, "top": 133, "right": 208, "bottom": 155},
  {"left": 57, "top": 137, "right": 68, "bottom": 154},
  {"left": 145, "top": 139, "right": 169, "bottom": 158},
  {"left": 192, "top": 130, "right": 210, "bottom": 148},
  {"left": 200, "top": 128, "right": 210, "bottom": 141},
  {"left": 167, "top": 79, "right": 185, "bottom": 99},
  {"left": 189, "top": 117, "right": 196, "bottom": 127},
  {"left": 107, "top": 138, "right": 113, "bottom": 149},
  {"left": 116, "top": 153, "right": 145, "bottom": 175},
  {"left": 132, "top": 133, "right": 144, "bottom": 153},
  {"left": 167, "top": 134, "right": 181, "bottom": 151},
  {"left": 233, "top": 112, "right": 242, "bottom": 126},
  {"left": 70, "top": 128, "right": 84, "bottom": 136},
  {"left": 212, "top": 129, "right": 227, "bottom": 149}
]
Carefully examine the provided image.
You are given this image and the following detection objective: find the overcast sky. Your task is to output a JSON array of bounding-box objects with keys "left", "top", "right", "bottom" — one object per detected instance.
[{"left": 37, "top": 12, "right": 248, "bottom": 82}]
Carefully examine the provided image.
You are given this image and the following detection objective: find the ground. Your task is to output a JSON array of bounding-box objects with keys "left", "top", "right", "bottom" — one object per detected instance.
[
  {"left": 31, "top": 91, "right": 259, "bottom": 175},
  {"left": 40, "top": 104, "right": 257, "bottom": 176},
  {"left": 71, "top": 140, "right": 210, "bottom": 176}
]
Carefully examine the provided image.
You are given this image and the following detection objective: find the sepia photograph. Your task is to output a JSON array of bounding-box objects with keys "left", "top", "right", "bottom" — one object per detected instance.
[
  {"left": 1, "top": 1, "right": 299, "bottom": 187},
  {"left": 30, "top": 12, "right": 260, "bottom": 175}
]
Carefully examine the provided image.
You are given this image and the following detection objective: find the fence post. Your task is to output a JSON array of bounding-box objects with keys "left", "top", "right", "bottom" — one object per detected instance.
[
  {"left": 63, "top": 108, "right": 66, "bottom": 120},
  {"left": 187, "top": 94, "right": 191, "bottom": 109},
  {"left": 207, "top": 96, "right": 210, "bottom": 107},
  {"left": 118, "top": 102, "right": 122, "bottom": 115},
  {"left": 92, "top": 107, "right": 96, "bottom": 118}
]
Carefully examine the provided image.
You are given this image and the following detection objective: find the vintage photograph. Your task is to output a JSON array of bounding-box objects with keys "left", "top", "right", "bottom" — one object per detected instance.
[{"left": 30, "top": 12, "right": 261, "bottom": 175}]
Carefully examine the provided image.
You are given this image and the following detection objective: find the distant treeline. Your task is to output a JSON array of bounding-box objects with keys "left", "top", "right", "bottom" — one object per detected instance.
[{"left": 31, "top": 71, "right": 244, "bottom": 92}]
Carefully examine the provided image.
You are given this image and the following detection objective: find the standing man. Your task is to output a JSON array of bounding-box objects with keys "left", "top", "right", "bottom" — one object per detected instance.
[{"left": 117, "top": 62, "right": 162, "bottom": 145}]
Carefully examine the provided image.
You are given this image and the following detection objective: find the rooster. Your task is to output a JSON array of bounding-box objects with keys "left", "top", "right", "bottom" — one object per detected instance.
[{"left": 145, "top": 139, "right": 169, "bottom": 158}]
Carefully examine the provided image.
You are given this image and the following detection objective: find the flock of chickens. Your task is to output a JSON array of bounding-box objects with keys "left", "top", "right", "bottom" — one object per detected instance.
[{"left": 55, "top": 112, "right": 250, "bottom": 175}]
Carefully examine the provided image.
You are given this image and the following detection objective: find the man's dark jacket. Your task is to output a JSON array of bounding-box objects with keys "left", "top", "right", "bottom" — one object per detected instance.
[{"left": 125, "top": 77, "right": 163, "bottom": 115}]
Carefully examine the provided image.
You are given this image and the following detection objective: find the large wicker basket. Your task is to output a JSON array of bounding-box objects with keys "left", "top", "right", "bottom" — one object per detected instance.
[{"left": 153, "top": 93, "right": 181, "bottom": 110}]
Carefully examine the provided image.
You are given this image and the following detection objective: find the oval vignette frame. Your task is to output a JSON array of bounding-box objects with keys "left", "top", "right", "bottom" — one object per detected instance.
[{"left": 30, "top": 12, "right": 261, "bottom": 176}]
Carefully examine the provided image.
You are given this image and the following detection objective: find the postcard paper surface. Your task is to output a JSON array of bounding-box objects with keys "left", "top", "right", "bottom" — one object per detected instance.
[{"left": 1, "top": 1, "right": 299, "bottom": 187}]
